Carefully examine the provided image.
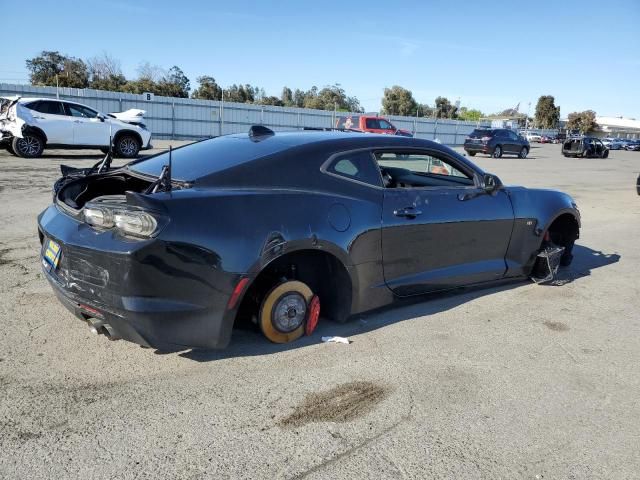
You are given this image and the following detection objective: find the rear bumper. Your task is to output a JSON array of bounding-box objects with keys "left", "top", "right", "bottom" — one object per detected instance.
[
  {"left": 38, "top": 204, "right": 245, "bottom": 350},
  {"left": 464, "top": 143, "right": 490, "bottom": 154}
]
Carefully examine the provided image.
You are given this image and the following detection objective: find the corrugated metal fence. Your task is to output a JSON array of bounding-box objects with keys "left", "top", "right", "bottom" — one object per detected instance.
[{"left": 0, "top": 83, "right": 489, "bottom": 145}]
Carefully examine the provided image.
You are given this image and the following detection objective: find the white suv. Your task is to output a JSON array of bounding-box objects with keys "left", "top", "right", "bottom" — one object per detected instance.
[{"left": 0, "top": 97, "right": 152, "bottom": 158}]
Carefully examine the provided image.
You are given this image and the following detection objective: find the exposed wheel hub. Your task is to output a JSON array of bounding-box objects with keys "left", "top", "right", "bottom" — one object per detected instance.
[{"left": 272, "top": 292, "right": 307, "bottom": 333}]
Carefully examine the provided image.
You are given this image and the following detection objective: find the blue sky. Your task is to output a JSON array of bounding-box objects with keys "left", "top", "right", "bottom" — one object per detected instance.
[{"left": 3, "top": 0, "right": 639, "bottom": 118}]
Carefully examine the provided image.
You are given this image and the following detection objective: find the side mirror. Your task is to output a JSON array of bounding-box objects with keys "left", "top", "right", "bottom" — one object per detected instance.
[
  {"left": 96, "top": 113, "right": 106, "bottom": 122},
  {"left": 482, "top": 173, "right": 502, "bottom": 194}
]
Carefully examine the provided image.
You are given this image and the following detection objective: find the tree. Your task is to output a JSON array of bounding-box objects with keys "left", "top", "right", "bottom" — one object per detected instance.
[
  {"left": 87, "top": 53, "right": 126, "bottom": 91},
  {"left": 281, "top": 87, "right": 294, "bottom": 106},
  {"left": 192, "top": 76, "right": 222, "bottom": 100},
  {"left": 225, "top": 84, "right": 259, "bottom": 103},
  {"left": 26, "top": 50, "right": 89, "bottom": 88},
  {"left": 534, "top": 95, "right": 560, "bottom": 128},
  {"left": 566, "top": 110, "right": 597, "bottom": 133},
  {"left": 258, "top": 96, "right": 284, "bottom": 106},
  {"left": 158, "top": 66, "right": 190, "bottom": 98},
  {"left": 434, "top": 96, "right": 458, "bottom": 119},
  {"left": 381, "top": 86, "right": 418, "bottom": 116},
  {"left": 457, "top": 107, "right": 484, "bottom": 121},
  {"left": 293, "top": 89, "right": 305, "bottom": 108},
  {"left": 417, "top": 103, "right": 434, "bottom": 118}
]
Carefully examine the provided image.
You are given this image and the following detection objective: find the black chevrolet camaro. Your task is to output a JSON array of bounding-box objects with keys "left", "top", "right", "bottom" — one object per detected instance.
[{"left": 38, "top": 128, "right": 580, "bottom": 350}]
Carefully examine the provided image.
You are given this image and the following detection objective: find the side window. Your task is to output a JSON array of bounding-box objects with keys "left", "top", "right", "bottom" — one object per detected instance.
[
  {"left": 508, "top": 131, "right": 519, "bottom": 140},
  {"left": 365, "top": 118, "right": 380, "bottom": 129},
  {"left": 378, "top": 120, "right": 394, "bottom": 130},
  {"left": 374, "top": 151, "right": 474, "bottom": 188},
  {"left": 326, "top": 151, "right": 381, "bottom": 187},
  {"left": 26, "top": 101, "right": 64, "bottom": 115},
  {"left": 66, "top": 103, "right": 98, "bottom": 118}
]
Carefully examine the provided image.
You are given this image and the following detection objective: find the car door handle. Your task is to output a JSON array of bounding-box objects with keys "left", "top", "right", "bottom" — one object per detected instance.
[
  {"left": 73, "top": 120, "right": 81, "bottom": 123},
  {"left": 394, "top": 207, "right": 422, "bottom": 218}
]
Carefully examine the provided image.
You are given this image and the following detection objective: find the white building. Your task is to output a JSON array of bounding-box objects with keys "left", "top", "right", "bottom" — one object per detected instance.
[{"left": 594, "top": 116, "right": 640, "bottom": 139}]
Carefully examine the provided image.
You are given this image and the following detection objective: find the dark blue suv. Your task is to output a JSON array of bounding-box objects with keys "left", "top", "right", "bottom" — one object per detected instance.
[{"left": 464, "top": 128, "right": 530, "bottom": 158}]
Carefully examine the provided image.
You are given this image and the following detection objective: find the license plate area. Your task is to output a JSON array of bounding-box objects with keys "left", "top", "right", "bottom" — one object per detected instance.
[{"left": 42, "top": 238, "right": 62, "bottom": 273}]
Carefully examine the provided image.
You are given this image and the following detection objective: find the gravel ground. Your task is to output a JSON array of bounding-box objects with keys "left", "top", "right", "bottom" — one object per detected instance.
[{"left": 0, "top": 141, "right": 639, "bottom": 479}]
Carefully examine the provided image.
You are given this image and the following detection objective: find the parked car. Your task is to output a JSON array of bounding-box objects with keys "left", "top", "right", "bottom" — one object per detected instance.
[
  {"left": 38, "top": 127, "right": 580, "bottom": 350},
  {"left": 562, "top": 136, "right": 609, "bottom": 158},
  {"left": 464, "top": 128, "right": 530, "bottom": 158},
  {"left": 525, "top": 132, "right": 542, "bottom": 142},
  {"left": 335, "top": 115, "right": 413, "bottom": 136},
  {"left": 623, "top": 140, "right": 640, "bottom": 151},
  {"left": 602, "top": 138, "right": 624, "bottom": 150},
  {"left": 540, "top": 135, "right": 558, "bottom": 144},
  {"left": 0, "top": 97, "right": 152, "bottom": 158}
]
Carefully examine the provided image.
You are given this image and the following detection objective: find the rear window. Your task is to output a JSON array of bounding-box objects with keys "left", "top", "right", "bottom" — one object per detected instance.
[
  {"left": 337, "top": 116, "right": 360, "bottom": 129},
  {"left": 469, "top": 129, "right": 493, "bottom": 138},
  {"left": 129, "top": 135, "right": 294, "bottom": 181}
]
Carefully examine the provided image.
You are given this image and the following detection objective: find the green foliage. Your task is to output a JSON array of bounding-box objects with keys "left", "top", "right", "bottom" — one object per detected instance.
[
  {"left": 26, "top": 50, "right": 89, "bottom": 88},
  {"left": 191, "top": 76, "right": 223, "bottom": 100},
  {"left": 457, "top": 107, "right": 484, "bottom": 121},
  {"left": 87, "top": 53, "right": 127, "bottom": 91},
  {"left": 224, "top": 84, "right": 259, "bottom": 103},
  {"left": 281, "top": 87, "right": 294, "bottom": 106},
  {"left": 300, "top": 84, "right": 362, "bottom": 112},
  {"left": 159, "top": 66, "right": 190, "bottom": 98},
  {"left": 381, "top": 86, "right": 418, "bottom": 116},
  {"left": 566, "top": 110, "right": 598, "bottom": 133},
  {"left": 435, "top": 96, "right": 458, "bottom": 119},
  {"left": 534, "top": 95, "right": 560, "bottom": 128}
]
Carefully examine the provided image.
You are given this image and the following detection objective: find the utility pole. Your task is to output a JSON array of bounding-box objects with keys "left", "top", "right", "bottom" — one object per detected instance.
[{"left": 525, "top": 102, "right": 531, "bottom": 133}]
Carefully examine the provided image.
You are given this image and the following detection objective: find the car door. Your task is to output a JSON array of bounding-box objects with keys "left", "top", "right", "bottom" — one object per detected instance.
[
  {"left": 375, "top": 149, "right": 514, "bottom": 296},
  {"left": 24, "top": 100, "right": 73, "bottom": 144},
  {"left": 499, "top": 130, "right": 516, "bottom": 153},
  {"left": 64, "top": 102, "right": 110, "bottom": 146},
  {"left": 507, "top": 130, "right": 522, "bottom": 153}
]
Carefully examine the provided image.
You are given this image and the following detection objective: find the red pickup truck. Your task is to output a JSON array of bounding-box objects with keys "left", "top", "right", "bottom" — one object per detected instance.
[{"left": 336, "top": 115, "right": 413, "bottom": 137}]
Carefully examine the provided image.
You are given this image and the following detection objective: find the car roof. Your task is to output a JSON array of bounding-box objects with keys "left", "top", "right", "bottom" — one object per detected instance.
[
  {"left": 129, "top": 130, "right": 468, "bottom": 183},
  {"left": 13, "top": 97, "right": 92, "bottom": 108}
]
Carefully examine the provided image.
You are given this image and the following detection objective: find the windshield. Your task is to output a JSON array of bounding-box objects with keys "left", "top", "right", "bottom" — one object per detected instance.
[{"left": 129, "top": 134, "right": 297, "bottom": 182}]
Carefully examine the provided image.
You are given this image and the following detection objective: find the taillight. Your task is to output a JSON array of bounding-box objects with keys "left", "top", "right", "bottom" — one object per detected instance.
[{"left": 83, "top": 201, "right": 163, "bottom": 239}]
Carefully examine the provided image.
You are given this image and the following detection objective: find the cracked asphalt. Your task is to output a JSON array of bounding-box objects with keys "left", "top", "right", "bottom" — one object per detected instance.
[{"left": 1, "top": 142, "right": 639, "bottom": 479}]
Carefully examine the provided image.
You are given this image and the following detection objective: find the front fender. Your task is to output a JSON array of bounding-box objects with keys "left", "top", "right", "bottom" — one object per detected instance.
[{"left": 504, "top": 187, "right": 580, "bottom": 276}]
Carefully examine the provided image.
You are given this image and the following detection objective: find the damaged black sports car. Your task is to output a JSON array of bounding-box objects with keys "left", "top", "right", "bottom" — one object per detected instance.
[{"left": 38, "top": 127, "right": 580, "bottom": 350}]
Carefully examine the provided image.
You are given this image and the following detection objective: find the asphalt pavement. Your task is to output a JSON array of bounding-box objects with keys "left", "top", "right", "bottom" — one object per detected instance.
[{"left": 1, "top": 141, "right": 639, "bottom": 479}]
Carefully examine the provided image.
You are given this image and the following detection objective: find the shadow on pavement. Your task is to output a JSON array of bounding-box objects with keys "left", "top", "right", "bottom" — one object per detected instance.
[{"left": 176, "top": 243, "right": 620, "bottom": 362}]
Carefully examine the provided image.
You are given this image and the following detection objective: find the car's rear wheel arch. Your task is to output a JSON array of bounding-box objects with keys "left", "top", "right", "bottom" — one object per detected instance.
[
  {"left": 237, "top": 249, "right": 353, "bottom": 328},
  {"left": 22, "top": 125, "right": 48, "bottom": 144}
]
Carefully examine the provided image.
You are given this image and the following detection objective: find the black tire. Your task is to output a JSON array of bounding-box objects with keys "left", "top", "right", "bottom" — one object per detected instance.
[
  {"left": 493, "top": 145, "right": 503, "bottom": 158},
  {"left": 601, "top": 150, "right": 609, "bottom": 159},
  {"left": 519, "top": 147, "right": 528, "bottom": 159},
  {"left": 5, "top": 143, "right": 16, "bottom": 155},
  {"left": 115, "top": 134, "right": 140, "bottom": 158},
  {"left": 467, "top": 152, "right": 476, "bottom": 157},
  {"left": 12, "top": 134, "right": 44, "bottom": 158}
]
